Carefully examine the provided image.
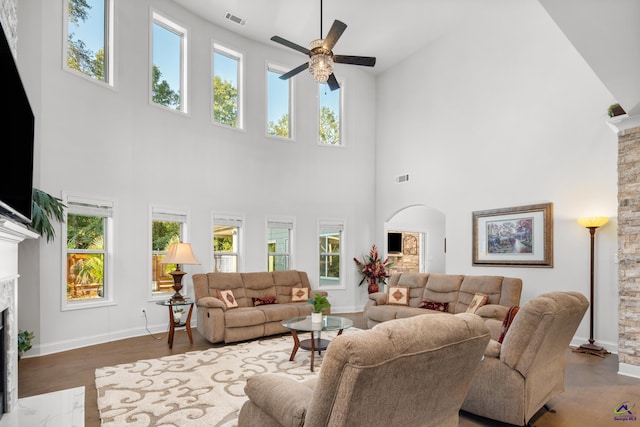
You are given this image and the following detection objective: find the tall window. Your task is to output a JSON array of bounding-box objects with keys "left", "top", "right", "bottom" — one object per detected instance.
[
  {"left": 319, "top": 221, "right": 344, "bottom": 287},
  {"left": 319, "top": 83, "right": 342, "bottom": 145},
  {"left": 151, "top": 12, "right": 187, "bottom": 112},
  {"left": 267, "top": 219, "right": 294, "bottom": 272},
  {"left": 212, "top": 43, "right": 242, "bottom": 128},
  {"left": 213, "top": 214, "right": 243, "bottom": 272},
  {"left": 151, "top": 207, "right": 187, "bottom": 296},
  {"left": 267, "top": 65, "right": 292, "bottom": 139},
  {"left": 63, "top": 193, "right": 114, "bottom": 309},
  {"left": 64, "top": 0, "right": 114, "bottom": 84}
]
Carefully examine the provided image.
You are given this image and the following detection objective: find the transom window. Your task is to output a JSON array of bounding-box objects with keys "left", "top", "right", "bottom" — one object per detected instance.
[
  {"left": 318, "top": 82, "right": 342, "bottom": 145},
  {"left": 213, "top": 43, "right": 242, "bottom": 128},
  {"left": 267, "top": 64, "right": 292, "bottom": 139},
  {"left": 64, "top": 0, "right": 114, "bottom": 85},
  {"left": 267, "top": 219, "right": 294, "bottom": 272},
  {"left": 63, "top": 193, "right": 115, "bottom": 310},
  {"left": 151, "top": 12, "right": 187, "bottom": 112}
]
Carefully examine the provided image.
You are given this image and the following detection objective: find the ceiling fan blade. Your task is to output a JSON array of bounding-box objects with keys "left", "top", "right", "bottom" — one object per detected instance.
[
  {"left": 334, "top": 55, "right": 377, "bottom": 67},
  {"left": 279, "top": 62, "right": 310, "bottom": 80},
  {"left": 323, "top": 20, "right": 347, "bottom": 51},
  {"left": 270, "top": 36, "right": 310, "bottom": 55},
  {"left": 327, "top": 73, "right": 340, "bottom": 91}
]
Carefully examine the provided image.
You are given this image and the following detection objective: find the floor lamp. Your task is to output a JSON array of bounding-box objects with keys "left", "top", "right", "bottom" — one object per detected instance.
[
  {"left": 160, "top": 242, "right": 201, "bottom": 302},
  {"left": 575, "top": 216, "right": 610, "bottom": 357}
]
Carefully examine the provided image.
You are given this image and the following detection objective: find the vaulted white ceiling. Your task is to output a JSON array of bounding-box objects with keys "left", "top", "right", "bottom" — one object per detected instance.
[{"left": 174, "top": 0, "right": 640, "bottom": 115}]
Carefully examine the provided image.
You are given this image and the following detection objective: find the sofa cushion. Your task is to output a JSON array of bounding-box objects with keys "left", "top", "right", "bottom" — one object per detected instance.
[
  {"left": 466, "top": 292, "right": 489, "bottom": 314},
  {"left": 423, "top": 274, "right": 464, "bottom": 309},
  {"left": 387, "top": 285, "right": 410, "bottom": 306},
  {"left": 291, "top": 287, "right": 309, "bottom": 302},
  {"left": 456, "top": 276, "right": 503, "bottom": 313},
  {"left": 256, "top": 303, "right": 299, "bottom": 322},
  {"left": 225, "top": 307, "right": 266, "bottom": 327},
  {"left": 484, "top": 339, "right": 502, "bottom": 357},
  {"left": 419, "top": 300, "right": 449, "bottom": 312},
  {"left": 253, "top": 296, "right": 278, "bottom": 306},
  {"left": 217, "top": 289, "right": 239, "bottom": 309},
  {"left": 498, "top": 306, "right": 520, "bottom": 343}
]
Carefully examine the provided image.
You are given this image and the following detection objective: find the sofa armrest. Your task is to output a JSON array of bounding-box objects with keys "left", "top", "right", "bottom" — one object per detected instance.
[
  {"left": 475, "top": 304, "right": 508, "bottom": 321},
  {"left": 197, "top": 296, "right": 226, "bottom": 310},
  {"left": 244, "top": 374, "right": 314, "bottom": 427},
  {"left": 368, "top": 291, "right": 387, "bottom": 305}
]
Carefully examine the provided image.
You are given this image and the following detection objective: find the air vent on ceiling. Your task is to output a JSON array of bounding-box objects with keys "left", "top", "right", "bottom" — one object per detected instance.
[
  {"left": 396, "top": 174, "right": 410, "bottom": 184},
  {"left": 225, "top": 12, "right": 246, "bottom": 26}
]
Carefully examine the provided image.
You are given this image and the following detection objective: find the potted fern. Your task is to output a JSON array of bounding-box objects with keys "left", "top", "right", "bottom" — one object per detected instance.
[
  {"left": 18, "top": 330, "right": 34, "bottom": 360},
  {"left": 308, "top": 294, "right": 331, "bottom": 322}
]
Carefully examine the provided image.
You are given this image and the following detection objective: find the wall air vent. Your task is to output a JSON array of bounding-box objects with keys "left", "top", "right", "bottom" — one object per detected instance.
[
  {"left": 395, "top": 174, "right": 410, "bottom": 184},
  {"left": 225, "top": 12, "right": 246, "bottom": 26}
]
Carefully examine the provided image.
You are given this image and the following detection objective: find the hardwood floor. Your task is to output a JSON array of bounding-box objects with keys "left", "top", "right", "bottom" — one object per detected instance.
[{"left": 18, "top": 312, "right": 640, "bottom": 427}]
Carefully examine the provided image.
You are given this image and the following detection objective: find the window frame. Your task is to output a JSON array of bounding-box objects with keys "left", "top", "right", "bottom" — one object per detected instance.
[
  {"left": 266, "top": 217, "right": 295, "bottom": 272},
  {"left": 212, "top": 213, "right": 244, "bottom": 273},
  {"left": 61, "top": 192, "right": 116, "bottom": 311},
  {"left": 212, "top": 42, "right": 244, "bottom": 130},
  {"left": 318, "top": 219, "right": 346, "bottom": 289},
  {"left": 149, "top": 205, "right": 190, "bottom": 300},
  {"left": 62, "top": 0, "right": 115, "bottom": 87},
  {"left": 318, "top": 79, "right": 345, "bottom": 147},
  {"left": 150, "top": 10, "right": 189, "bottom": 113},
  {"left": 266, "top": 62, "right": 294, "bottom": 140}
]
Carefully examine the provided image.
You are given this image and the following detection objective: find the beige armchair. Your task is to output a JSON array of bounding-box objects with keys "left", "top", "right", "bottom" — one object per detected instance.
[
  {"left": 238, "top": 312, "right": 490, "bottom": 427},
  {"left": 461, "top": 291, "right": 589, "bottom": 426}
]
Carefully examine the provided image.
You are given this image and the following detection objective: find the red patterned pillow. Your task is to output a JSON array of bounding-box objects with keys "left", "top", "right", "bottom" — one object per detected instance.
[
  {"left": 497, "top": 306, "right": 520, "bottom": 343},
  {"left": 253, "top": 296, "right": 278, "bottom": 306},
  {"left": 419, "top": 300, "right": 449, "bottom": 312}
]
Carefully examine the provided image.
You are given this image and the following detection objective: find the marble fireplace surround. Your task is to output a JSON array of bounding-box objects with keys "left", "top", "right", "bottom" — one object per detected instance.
[{"left": 0, "top": 220, "right": 38, "bottom": 416}]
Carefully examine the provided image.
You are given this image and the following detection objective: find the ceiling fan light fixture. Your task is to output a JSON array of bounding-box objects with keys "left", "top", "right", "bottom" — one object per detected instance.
[{"left": 308, "top": 39, "right": 334, "bottom": 83}]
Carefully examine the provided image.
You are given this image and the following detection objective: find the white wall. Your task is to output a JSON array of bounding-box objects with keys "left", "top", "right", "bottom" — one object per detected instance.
[
  {"left": 375, "top": 0, "right": 620, "bottom": 351},
  {"left": 17, "top": 0, "right": 377, "bottom": 355}
]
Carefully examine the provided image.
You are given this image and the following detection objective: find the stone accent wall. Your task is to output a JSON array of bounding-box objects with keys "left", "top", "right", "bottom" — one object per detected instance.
[
  {"left": 617, "top": 125, "right": 640, "bottom": 367},
  {"left": 0, "top": 0, "right": 18, "bottom": 56}
]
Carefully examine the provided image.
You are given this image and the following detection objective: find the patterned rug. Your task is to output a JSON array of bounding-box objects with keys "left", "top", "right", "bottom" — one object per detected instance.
[{"left": 95, "top": 330, "right": 354, "bottom": 426}]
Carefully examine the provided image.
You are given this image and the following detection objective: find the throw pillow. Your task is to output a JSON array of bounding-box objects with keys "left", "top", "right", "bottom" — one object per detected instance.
[
  {"left": 290, "top": 287, "right": 309, "bottom": 302},
  {"left": 387, "top": 285, "right": 410, "bottom": 306},
  {"left": 497, "top": 305, "right": 520, "bottom": 343},
  {"left": 466, "top": 292, "right": 489, "bottom": 314},
  {"left": 253, "top": 296, "right": 278, "bottom": 307},
  {"left": 217, "top": 289, "right": 239, "bottom": 309},
  {"left": 419, "top": 299, "right": 449, "bottom": 312}
]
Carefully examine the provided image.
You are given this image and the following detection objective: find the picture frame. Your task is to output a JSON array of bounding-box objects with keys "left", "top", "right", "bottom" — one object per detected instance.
[{"left": 472, "top": 202, "right": 553, "bottom": 267}]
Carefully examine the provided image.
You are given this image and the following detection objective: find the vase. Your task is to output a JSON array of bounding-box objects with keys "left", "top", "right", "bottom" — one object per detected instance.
[
  {"left": 368, "top": 277, "right": 379, "bottom": 294},
  {"left": 311, "top": 312, "right": 323, "bottom": 323}
]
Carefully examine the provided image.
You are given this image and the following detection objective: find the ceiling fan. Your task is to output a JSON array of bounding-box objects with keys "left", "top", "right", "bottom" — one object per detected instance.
[{"left": 270, "top": 0, "right": 376, "bottom": 91}]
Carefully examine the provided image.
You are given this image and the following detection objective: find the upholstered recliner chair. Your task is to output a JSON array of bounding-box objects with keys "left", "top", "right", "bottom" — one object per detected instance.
[
  {"left": 237, "top": 312, "right": 490, "bottom": 427},
  {"left": 461, "top": 291, "right": 589, "bottom": 426}
]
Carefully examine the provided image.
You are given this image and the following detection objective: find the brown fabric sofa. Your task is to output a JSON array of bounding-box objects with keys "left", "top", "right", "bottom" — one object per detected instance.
[
  {"left": 192, "top": 270, "right": 327, "bottom": 344},
  {"left": 364, "top": 272, "right": 522, "bottom": 328},
  {"left": 461, "top": 291, "right": 589, "bottom": 426},
  {"left": 237, "top": 312, "right": 491, "bottom": 427}
]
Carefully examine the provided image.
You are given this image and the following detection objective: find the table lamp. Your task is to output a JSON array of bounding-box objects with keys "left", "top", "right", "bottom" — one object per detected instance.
[{"left": 160, "top": 242, "right": 201, "bottom": 302}]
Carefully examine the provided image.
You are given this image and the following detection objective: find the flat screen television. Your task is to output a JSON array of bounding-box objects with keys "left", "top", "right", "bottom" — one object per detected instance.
[
  {"left": 0, "top": 20, "right": 34, "bottom": 225},
  {"left": 387, "top": 232, "right": 403, "bottom": 254}
]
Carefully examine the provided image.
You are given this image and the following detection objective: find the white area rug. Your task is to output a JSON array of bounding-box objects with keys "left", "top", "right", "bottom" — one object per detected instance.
[{"left": 95, "top": 330, "right": 352, "bottom": 426}]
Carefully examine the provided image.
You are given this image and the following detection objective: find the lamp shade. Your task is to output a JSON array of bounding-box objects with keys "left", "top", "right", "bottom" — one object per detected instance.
[
  {"left": 577, "top": 217, "right": 609, "bottom": 229},
  {"left": 160, "top": 242, "right": 201, "bottom": 265}
]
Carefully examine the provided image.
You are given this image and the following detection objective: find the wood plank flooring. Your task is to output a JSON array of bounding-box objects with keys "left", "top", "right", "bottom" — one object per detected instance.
[{"left": 18, "top": 312, "right": 640, "bottom": 427}]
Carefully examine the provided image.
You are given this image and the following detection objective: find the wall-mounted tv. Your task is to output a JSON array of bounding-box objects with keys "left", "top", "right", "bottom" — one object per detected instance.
[
  {"left": 0, "top": 20, "right": 34, "bottom": 225},
  {"left": 387, "top": 232, "right": 403, "bottom": 254}
]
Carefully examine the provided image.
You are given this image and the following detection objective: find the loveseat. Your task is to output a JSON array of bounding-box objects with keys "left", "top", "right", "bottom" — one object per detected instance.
[
  {"left": 192, "top": 270, "right": 327, "bottom": 344},
  {"left": 363, "top": 272, "right": 522, "bottom": 328}
]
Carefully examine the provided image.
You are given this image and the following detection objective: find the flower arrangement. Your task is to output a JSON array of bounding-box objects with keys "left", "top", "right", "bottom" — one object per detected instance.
[{"left": 353, "top": 244, "right": 393, "bottom": 287}]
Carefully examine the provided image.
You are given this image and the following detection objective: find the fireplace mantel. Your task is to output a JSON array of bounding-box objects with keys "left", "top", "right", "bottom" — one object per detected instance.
[{"left": 606, "top": 114, "right": 640, "bottom": 136}]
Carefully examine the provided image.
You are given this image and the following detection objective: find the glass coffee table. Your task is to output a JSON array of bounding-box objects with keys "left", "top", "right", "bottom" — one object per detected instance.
[{"left": 281, "top": 315, "right": 353, "bottom": 372}]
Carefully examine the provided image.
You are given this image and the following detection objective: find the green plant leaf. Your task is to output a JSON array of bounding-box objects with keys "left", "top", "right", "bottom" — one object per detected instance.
[{"left": 29, "top": 188, "right": 66, "bottom": 242}]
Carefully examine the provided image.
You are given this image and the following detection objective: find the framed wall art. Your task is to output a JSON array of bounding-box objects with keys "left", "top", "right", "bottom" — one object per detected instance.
[{"left": 472, "top": 202, "right": 553, "bottom": 267}]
